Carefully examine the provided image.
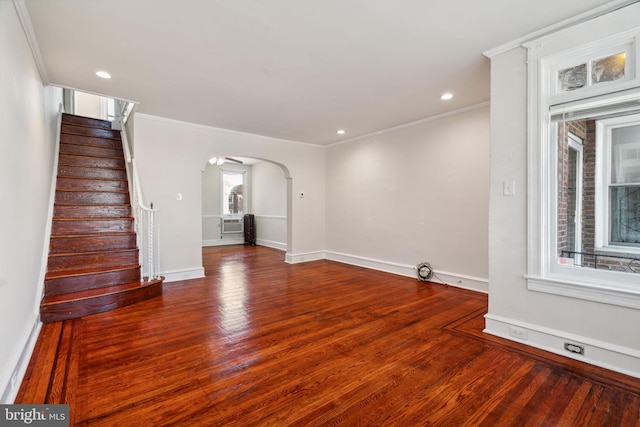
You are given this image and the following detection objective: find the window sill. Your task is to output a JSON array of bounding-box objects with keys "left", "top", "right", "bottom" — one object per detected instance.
[{"left": 527, "top": 275, "right": 640, "bottom": 309}]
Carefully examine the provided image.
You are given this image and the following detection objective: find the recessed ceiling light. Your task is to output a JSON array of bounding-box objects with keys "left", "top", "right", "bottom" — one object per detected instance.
[
  {"left": 440, "top": 93, "right": 453, "bottom": 101},
  {"left": 337, "top": 129, "right": 346, "bottom": 135},
  {"left": 96, "top": 71, "right": 111, "bottom": 79}
]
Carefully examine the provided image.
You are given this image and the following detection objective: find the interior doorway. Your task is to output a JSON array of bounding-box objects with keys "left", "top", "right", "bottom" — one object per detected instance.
[{"left": 201, "top": 157, "right": 291, "bottom": 254}]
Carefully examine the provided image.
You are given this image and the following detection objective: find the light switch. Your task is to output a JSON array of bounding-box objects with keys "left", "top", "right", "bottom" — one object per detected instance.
[{"left": 503, "top": 181, "right": 515, "bottom": 196}]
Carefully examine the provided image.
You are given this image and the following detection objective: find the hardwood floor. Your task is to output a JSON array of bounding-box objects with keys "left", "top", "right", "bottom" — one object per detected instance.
[{"left": 17, "top": 246, "right": 640, "bottom": 426}]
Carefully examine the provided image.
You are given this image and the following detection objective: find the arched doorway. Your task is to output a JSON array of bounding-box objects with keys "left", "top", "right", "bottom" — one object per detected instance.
[{"left": 201, "top": 156, "right": 292, "bottom": 255}]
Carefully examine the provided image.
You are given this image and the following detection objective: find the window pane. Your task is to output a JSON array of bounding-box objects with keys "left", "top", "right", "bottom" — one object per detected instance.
[
  {"left": 222, "top": 171, "right": 244, "bottom": 215},
  {"left": 558, "top": 63, "right": 587, "bottom": 92},
  {"left": 609, "top": 186, "right": 640, "bottom": 244},
  {"left": 611, "top": 124, "right": 640, "bottom": 184},
  {"left": 566, "top": 147, "right": 579, "bottom": 252},
  {"left": 591, "top": 52, "right": 625, "bottom": 85},
  {"left": 557, "top": 122, "right": 586, "bottom": 261}
]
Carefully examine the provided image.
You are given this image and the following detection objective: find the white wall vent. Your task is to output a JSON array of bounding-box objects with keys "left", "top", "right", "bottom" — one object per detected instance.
[{"left": 221, "top": 218, "right": 243, "bottom": 234}]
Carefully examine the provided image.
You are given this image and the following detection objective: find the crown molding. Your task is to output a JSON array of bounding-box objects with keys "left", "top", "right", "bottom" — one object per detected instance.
[
  {"left": 134, "top": 113, "right": 322, "bottom": 149},
  {"left": 327, "top": 101, "right": 490, "bottom": 148},
  {"left": 483, "top": 0, "right": 639, "bottom": 58},
  {"left": 13, "top": 0, "right": 49, "bottom": 85}
]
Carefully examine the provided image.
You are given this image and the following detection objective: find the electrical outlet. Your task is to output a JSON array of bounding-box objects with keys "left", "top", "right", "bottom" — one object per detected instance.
[
  {"left": 564, "top": 342, "right": 584, "bottom": 355},
  {"left": 508, "top": 326, "right": 528, "bottom": 340}
]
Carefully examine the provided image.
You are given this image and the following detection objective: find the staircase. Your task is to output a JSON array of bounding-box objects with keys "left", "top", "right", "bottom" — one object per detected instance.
[{"left": 40, "top": 113, "right": 162, "bottom": 323}]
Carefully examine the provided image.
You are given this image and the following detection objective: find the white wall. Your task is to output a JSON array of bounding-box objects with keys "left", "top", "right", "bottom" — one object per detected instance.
[
  {"left": 133, "top": 114, "right": 326, "bottom": 280},
  {"left": 487, "top": 46, "right": 640, "bottom": 376},
  {"left": 252, "top": 161, "right": 287, "bottom": 250},
  {"left": 325, "top": 106, "right": 490, "bottom": 291},
  {"left": 74, "top": 91, "right": 103, "bottom": 120},
  {"left": 0, "top": 2, "right": 62, "bottom": 402}
]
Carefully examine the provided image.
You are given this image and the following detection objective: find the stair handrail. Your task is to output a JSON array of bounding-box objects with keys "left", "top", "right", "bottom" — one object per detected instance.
[{"left": 116, "top": 112, "right": 160, "bottom": 281}]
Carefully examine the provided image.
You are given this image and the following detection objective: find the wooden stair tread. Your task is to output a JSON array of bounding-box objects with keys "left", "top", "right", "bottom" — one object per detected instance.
[
  {"left": 61, "top": 141, "right": 123, "bottom": 148},
  {"left": 53, "top": 217, "right": 133, "bottom": 221},
  {"left": 50, "top": 231, "right": 135, "bottom": 238},
  {"left": 41, "top": 279, "right": 161, "bottom": 305},
  {"left": 58, "top": 154, "right": 124, "bottom": 160},
  {"left": 61, "top": 127, "right": 121, "bottom": 140},
  {"left": 60, "top": 136, "right": 122, "bottom": 145},
  {"left": 55, "top": 188, "right": 129, "bottom": 192},
  {"left": 58, "top": 153, "right": 125, "bottom": 161},
  {"left": 52, "top": 219, "right": 133, "bottom": 224},
  {"left": 45, "top": 264, "right": 140, "bottom": 280},
  {"left": 48, "top": 247, "right": 138, "bottom": 257},
  {"left": 56, "top": 176, "right": 127, "bottom": 181},
  {"left": 60, "top": 144, "right": 124, "bottom": 156},
  {"left": 58, "top": 164, "right": 126, "bottom": 169},
  {"left": 61, "top": 130, "right": 121, "bottom": 139},
  {"left": 62, "top": 113, "right": 112, "bottom": 129},
  {"left": 57, "top": 156, "right": 125, "bottom": 169},
  {"left": 54, "top": 203, "right": 130, "bottom": 206}
]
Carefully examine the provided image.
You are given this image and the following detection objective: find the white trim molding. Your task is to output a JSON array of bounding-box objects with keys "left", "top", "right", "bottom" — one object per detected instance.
[
  {"left": 527, "top": 275, "right": 640, "bottom": 309},
  {"left": 325, "top": 251, "right": 488, "bottom": 293},
  {"left": 202, "top": 238, "right": 245, "bottom": 247},
  {"left": 1, "top": 312, "right": 41, "bottom": 403},
  {"left": 256, "top": 239, "right": 286, "bottom": 251},
  {"left": 483, "top": 0, "right": 638, "bottom": 58},
  {"left": 161, "top": 267, "right": 205, "bottom": 283},
  {"left": 328, "top": 102, "right": 489, "bottom": 148},
  {"left": 254, "top": 214, "right": 286, "bottom": 221},
  {"left": 484, "top": 313, "right": 640, "bottom": 379},
  {"left": 285, "top": 251, "right": 325, "bottom": 264},
  {"left": 135, "top": 113, "right": 318, "bottom": 148},
  {"left": 13, "top": 0, "right": 49, "bottom": 84}
]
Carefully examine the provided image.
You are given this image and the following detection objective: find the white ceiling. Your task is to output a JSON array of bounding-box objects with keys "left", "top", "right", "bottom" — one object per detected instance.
[{"left": 24, "top": 0, "right": 624, "bottom": 145}]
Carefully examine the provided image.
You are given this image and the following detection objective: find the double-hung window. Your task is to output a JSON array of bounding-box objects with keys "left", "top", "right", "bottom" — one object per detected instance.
[
  {"left": 597, "top": 115, "right": 640, "bottom": 252},
  {"left": 525, "top": 11, "right": 640, "bottom": 308},
  {"left": 221, "top": 170, "right": 245, "bottom": 217}
]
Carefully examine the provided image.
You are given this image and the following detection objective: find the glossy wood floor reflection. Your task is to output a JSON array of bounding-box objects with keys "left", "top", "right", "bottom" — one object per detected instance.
[{"left": 18, "top": 246, "right": 640, "bottom": 426}]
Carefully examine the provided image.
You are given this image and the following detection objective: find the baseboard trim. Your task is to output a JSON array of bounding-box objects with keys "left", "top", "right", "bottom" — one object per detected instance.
[
  {"left": 202, "top": 239, "right": 244, "bottom": 247},
  {"left": 255, "top": 239, "right": 286, "bottom": 251},
  {"left": 484, "top": 313, "right": 640, "bottom": 379},
  {"left": 1, "top": 312, "right": 42, "bottom": 403},
  {"left": 325, "top": 251, "right": 488, "bottom": 293},
  {"left": 283, "top": 250, "right": 488, "bottom": 293},
  {"left": 429, "top": 270, "right": 489, "bottom": 294},
  {"left": 285, "top": 251, "right": 325, "bottom": 264},
  {"left": 161, "top": 267, "right": 205, "bottom": 283}
]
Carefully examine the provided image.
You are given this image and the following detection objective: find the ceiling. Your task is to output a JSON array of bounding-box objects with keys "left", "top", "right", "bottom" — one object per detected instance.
[{"left": 24, "top": 0, "right": 624, "bottom": 145}]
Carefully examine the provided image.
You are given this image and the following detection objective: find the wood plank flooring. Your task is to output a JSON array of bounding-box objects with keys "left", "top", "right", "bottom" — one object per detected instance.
[{"left": 17, "top": 245, "right": 640, "bottom": 426}]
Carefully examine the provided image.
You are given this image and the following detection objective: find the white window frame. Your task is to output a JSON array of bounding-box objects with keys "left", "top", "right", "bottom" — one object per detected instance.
[
  {"left": 524, "top": 9, "right": 640, "bottom": 309},
  {"left": 567, "top": 133, "right": 584, "bottom": 265},
  {"left": 220, "top": 169, "right": 246, "bottom": 218},
  {"left": 595, "top": 114, "right": 640, "bottom": 254}
]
